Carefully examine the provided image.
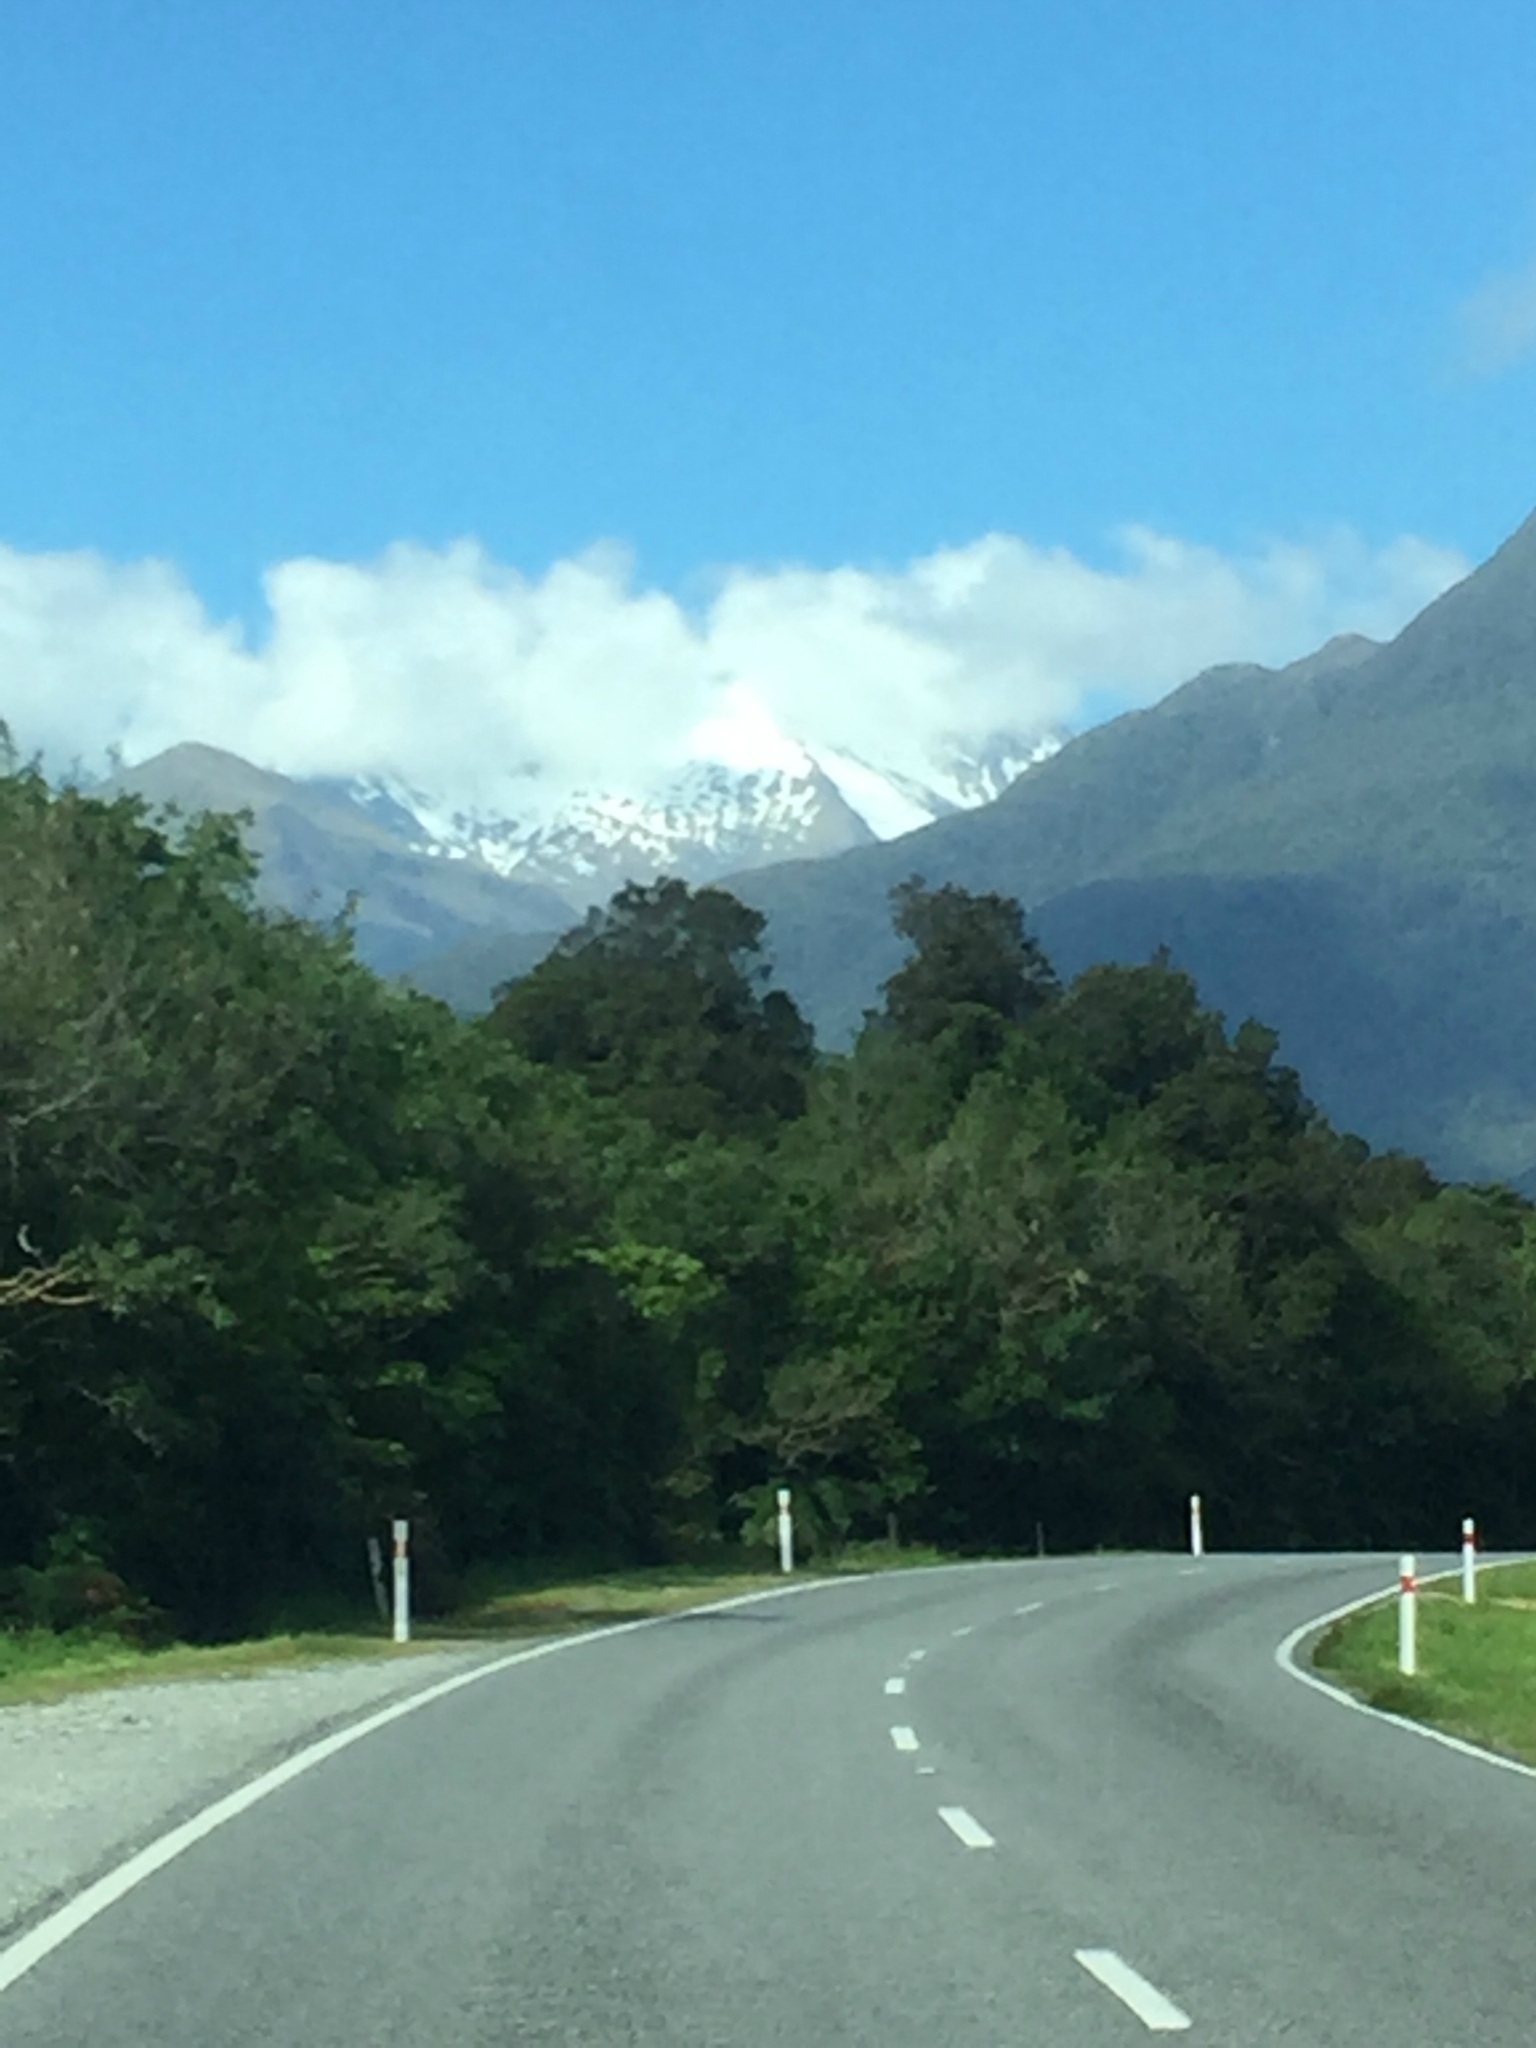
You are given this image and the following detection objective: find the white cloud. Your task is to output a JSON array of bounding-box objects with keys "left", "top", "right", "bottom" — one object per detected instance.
[
  {"left": 687, "top": 681, "right": 813, "bottom": 776},
  {"left": 0, "top": 545, "right": 257, "bottom": 771},
  {"left": 1456, "top": 254, "right": 1536, "bottom": 377},
  {"left": 0, "top": 523, "right": 1469, "bottom": 816}
]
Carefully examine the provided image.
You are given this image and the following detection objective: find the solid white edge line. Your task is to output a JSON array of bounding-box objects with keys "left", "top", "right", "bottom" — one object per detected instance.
[
  {"left": 0, "top": 1550, "right": 1150, "bottom": 1999},
  {"left": 1273, "top": 1555, "right": 1536, "bottom": 1785},
  {"left": 0, "top": 1551, "right": 1064, "bottom": 1998},
  {"left": 884, "top": 1675, "right": 907, "bottom": 1695},
  {"left": 0, "top": 1571, "right": 875, "bottom": 1999},
  {"left": 937, "top": 1805, "right": 995, "bottom": 1848},
  {"left": 890, "top": 1725, "right": 920, "bottom": 1752},
  {"left": 1074, "top": 1948, "right": 1191, "bottom": 2031}
]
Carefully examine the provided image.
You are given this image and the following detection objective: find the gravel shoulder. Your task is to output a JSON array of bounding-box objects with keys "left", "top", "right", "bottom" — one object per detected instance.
[{"left": 0, "top": 1641, "right": 516, "bottom": 1940}]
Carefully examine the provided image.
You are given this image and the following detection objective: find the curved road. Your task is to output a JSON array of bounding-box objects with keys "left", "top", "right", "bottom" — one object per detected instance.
[{"left": 2, "top": 1553, "right": 1532, "bottom": 2043}]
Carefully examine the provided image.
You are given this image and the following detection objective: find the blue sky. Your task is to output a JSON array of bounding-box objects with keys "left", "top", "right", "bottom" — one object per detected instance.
[{"left": 1, "top": 2, "right": 1533, "bottom": 805}]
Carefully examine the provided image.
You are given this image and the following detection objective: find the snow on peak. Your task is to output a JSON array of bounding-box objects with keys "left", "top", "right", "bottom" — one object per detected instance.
[
  {"left": 314, "top": 721, "right": 1062, "bottom": 914},
  {"left": 811, "top": 748, "right": 939, "bottom": 839}
]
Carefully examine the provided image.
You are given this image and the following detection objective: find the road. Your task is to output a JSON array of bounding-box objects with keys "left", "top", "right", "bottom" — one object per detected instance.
[{"left": 2, "top": 1552, "right": 1533, "bottom": 2044}]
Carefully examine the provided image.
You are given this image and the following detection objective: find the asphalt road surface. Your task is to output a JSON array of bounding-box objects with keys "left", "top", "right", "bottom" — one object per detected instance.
[{"left": 2, "top": 1552, "right": 1532, "bottom": 2045}]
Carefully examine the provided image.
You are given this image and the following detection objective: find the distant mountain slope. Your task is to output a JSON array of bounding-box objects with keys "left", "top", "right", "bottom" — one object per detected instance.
[
  {"left": 725, "top": 629, "right": 1401, "bottom": 1034},
  {"left": 729, "top": 508, "right": 1536, "bottom": 1185},
  {"left": 97, "top": 722, "right": 1058, "bottom": 997},
  {"left": 105, "top": 744, "right": 572, "bottom": 977},
  {"left": 404, "top": 923, "right": 569, "bottom": 1010},
  {"left": 1032, "top": 871, "right": 1536, "bottom": 1186}
]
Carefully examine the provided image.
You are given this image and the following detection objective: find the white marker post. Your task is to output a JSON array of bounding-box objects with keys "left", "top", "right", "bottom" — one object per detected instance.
[
  {"left": 391, "top": 1518, "right": 411, "bottom": 1644},
  {"left": 1398, "top": 1552, "right": 1417, "bottom": 1677},
  {"left": 1461, "top": 1516, "right": 1478, "bottom": 1604},
  {"left": 1189, "top": 1493, "right": 1204, "bottom": 1560},
  {"left": 776, "top": 1487, "right": 794, "bottom": 1575}
]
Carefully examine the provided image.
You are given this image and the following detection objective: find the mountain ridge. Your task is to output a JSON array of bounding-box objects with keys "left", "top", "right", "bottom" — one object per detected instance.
[
  {"left": 727, "top": 503, "right": 1536, "bottom": 1183},
  {"left": 79, "top": 503, "right": 1536, "bottom": 1183},
  {"left": 102, "top": 743, "right": 574, "bottom": 975},
  {"left": 92, "top": 720, "right": 1060, "bottom": 984}
]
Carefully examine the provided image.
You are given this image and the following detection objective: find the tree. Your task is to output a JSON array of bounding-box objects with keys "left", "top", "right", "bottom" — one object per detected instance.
[
  {"left": 1042, "top": 955, "right": 1223, "bottom": 1115},
  {"left": 489, "top": 879, "right": 814, "bottom": 1137},
  {"left": 881, "top": 878, "right": 1058, "bottom": 1051}
]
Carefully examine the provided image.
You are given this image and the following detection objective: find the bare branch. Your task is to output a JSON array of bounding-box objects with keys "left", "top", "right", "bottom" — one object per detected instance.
[{"left": 0, "top": 1261, "right": 98, "bottom": 1311}]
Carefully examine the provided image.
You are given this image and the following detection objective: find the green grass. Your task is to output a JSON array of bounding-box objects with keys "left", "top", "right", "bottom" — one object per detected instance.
[
  {"left": 435, "top": 1563, "right": 791, "bottom": 1638},
  {"left": 1312, "top": 1560, "right": 1536, "bottom": 1764},
  {"left": 0, "top": 1626, "right": 444, "bottom": 1709},
  {"left": 0, "top": 1540, "right": 962, "bottom": 1708}
]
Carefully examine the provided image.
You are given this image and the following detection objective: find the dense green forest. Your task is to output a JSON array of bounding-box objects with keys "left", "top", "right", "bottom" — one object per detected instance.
[{"left": 4, "top": 757, "right": 1535, "bottom": 1641}]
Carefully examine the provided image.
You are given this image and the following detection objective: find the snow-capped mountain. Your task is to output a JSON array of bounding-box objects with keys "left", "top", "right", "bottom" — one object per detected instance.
[{"left": 327, "top": 729, "right": 1062, "bottom": 913}]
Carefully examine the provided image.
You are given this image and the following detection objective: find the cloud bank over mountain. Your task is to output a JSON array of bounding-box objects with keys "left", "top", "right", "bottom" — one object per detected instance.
[{"left": 0, "top": 524, "right": 1468, "bottom": 814}]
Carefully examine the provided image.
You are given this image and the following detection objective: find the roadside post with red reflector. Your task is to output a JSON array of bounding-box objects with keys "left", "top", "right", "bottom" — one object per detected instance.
[
  {"left": 1398, "top": 1553, "right": 1417, "bottom": 1676},
  {"left": 1462, "top": 1516, "right": 1477, "bottom": 1604}
]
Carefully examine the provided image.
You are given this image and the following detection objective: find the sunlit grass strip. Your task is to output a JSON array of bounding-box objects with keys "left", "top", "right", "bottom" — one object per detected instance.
[
  {"left": 443, "top": 1565, "right": 789, "bottom": 1637},
  {"left": 440, "top": 1542, "right": 954, "bottom": 1636},
  {"left": 1312, "top": 1560, "right": 1536, "bottom": 1766}
]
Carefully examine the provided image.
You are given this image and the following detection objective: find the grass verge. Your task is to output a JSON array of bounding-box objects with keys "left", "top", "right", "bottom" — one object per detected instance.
[
  {"left": 1311, "top": 1560, "right": 1536, "bottom": 1766},
  {"left": 0, "top": 1626, "right": 446, "bottom": 1710},
  {"left": 0, "top": 1540, "right": 960, "bottom": 1708},
  {"left": 438, "top": 1540, "right": 955, "bottom": 1638}
]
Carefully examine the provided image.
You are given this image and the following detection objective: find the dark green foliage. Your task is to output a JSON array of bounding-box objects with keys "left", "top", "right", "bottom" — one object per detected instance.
[
  {"left": 4, "top": 773, "right": 1536, "bottom": 1638},
  {"left": 487, "top": 878, "right": 814, "bottom": 1137},
  {"left": 883, "top": 877, "right": 1059, "bottom": 1043}
]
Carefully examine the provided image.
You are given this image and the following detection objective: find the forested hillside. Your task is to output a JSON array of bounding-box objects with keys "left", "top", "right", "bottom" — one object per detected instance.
[
  {"left": 5, "top": 758, "right": 1536, "bottom": 1643},
  {"left": 735, "top": 507, "right": 1536, "bottom": 1186}
]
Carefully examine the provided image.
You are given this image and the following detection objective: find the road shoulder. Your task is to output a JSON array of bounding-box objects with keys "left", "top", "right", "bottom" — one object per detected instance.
[{"left": 0, "top": 1642, "right": 506, "bottom": 1939}]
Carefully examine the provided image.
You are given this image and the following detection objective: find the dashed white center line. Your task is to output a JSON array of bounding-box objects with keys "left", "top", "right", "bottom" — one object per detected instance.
[
  {"left": 890, "top": 1725, "right": 920, "bottom": 1752},
  {"left": 1074, "top": 1950, "right": 1191, "bottom": 2032},
  {"left": 884, "top": 1676, "right": 907, "bottom": 1696},
  {"left": 937, "top": 1805, "right": 996, "bottom": 1849},
  {"left": 1178, "top": 1566, "right": 1203, "bottom": 1577},
  {"left": 1014, "top": 1601, "right": 1044, "bottom": 1616},
  {"left": 951, "top": 1624, "right": 974, "bottom": 1637},
  {"left": 916, "top": 1764, "right": 936, "bottom": 1775},
  {"left": 1093, "top": 1581, "right": 1119, "bottom": 1594},
  {"left": 905, "top": 1649, "right": 928, "bottom": 1663}
]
